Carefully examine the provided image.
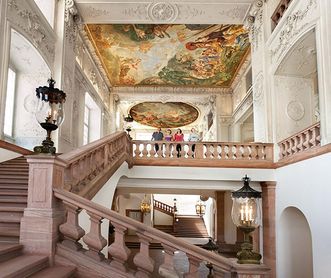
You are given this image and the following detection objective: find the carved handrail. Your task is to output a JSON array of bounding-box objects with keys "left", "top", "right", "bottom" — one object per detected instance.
[
  {"left": 132, "top": 140, "right": 274, "bottom": 168},
  {"left": 0, "top": 140, "right": 33, "bottom": 155},
  {"left": 278, "top": 122, "right": 321, "bottom": 160},
  {"left": 54, "top": 188, "right": 269, "bottom": 277},
  {"left": 58, "top": 132, "right": 132, "bottom": 198},
  {"left": 154, "top": 200, "right": 174, "bottom": 216}
]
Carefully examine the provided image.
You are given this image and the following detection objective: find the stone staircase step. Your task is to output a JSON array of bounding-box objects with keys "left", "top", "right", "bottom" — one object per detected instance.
[
  {"left": 0, "top": 224, "right": 20, "bottom": 237},
  {"left": 0, "top": 185, "right": 28, "bottom": 190},
  {"left": 29, "top": 266, "right": 76, "bottom": 278},
  {"left": 0, "top": 206, "right": 25, "bottom": 212},
  {"left": 0, "top": 254, "right": 48, "bottom": 278},
  {"left": 0, "top": 190, "right": 28, "bottom": 196},
  {"left": 0, "top": 214, "right": 22, "bottom": 223},
  {"left": 0, "top": 243, "right": 22, "bottom": 263},
  {"left": 0, "top": 175, "right": 28, "bottom": 180},
  {"left": 0, "top": 179, "right": 28, "bottom": 184}
]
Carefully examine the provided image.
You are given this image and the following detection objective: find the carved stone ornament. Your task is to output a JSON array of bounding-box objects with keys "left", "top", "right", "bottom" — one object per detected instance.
[
  {"left": 253, "top": 74, "right": 264, "bottom": 104},
  {"left": 148, "top": 2, "right": 178, "bottom": 22},
  {"left": 286, "top": 100, "right": 305, "bottom": 121}
]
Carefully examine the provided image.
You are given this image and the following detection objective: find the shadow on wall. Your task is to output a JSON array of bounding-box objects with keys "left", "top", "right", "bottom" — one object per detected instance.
[{"left": 278, "top": 206, "right": 313, "bottom": 278}]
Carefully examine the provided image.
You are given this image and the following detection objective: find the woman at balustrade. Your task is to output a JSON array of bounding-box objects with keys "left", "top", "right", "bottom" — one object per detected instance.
[
  {"left": 164, "top": 129, "right": 173, "bottom": 141},
  {"left": 188, "top": 128, "right": 200, "bottom": 157},
  {"left": 173, "top": 129, "right": 184, "bottom": 157}
]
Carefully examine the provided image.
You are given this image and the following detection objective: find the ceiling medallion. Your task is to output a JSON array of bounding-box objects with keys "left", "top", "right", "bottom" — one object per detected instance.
[{"left": 148, "top": 2, "right": 178, "bottom": 22}]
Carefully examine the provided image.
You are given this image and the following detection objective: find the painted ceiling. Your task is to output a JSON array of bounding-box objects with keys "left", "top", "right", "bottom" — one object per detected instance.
[
  {"left": 129, "top": 102, "right": 199, "bottom": 128},
  {"left": 86, "top": 24, "right": 250, "bottom": 87}
]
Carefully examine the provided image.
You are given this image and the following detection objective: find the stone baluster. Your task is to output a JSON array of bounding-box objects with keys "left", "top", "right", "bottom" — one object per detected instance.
[
  {"left": 220, "top": 144, "right": 226, "bottom": 159},
  {"left": 108, "top": 222, "right": 131, "bottom": 272},
  {"left": 164, "top": 142, "right": 170, "bottom": 158},
  {"left": 104, "top": 144, "right": 109, "bottom": 168},
  {"left": 205, "top": 144, "right": 211, "bottom": 159},
  {"left": 228, "top": 144, "right": 234, "bottom": 160},
  {"left": 257, "top": 145, "right": 264, "bottom": 159},
  {"left": 59, "top": 202, "right": 85, "bottom": 250},
  {"left": 133, "top": 233, "right": 155, "bottom": 277},
  {"left": 159, "top": 244, "right": 179, "bottom": 277},
  {"left": 83, "top": 212, "right": 107, "bottom": 261},
  {"left": 185, "top": 255, "right": 201, "bottom": 278},
  {"left": 242, "top": 145, "right": 250, "bottom": 160},
  {"left": 195, "top": 143, "right": 203, "bottom": 159},
  {"left": 142, "top": 143, "right": 149, "bottom": 158}
]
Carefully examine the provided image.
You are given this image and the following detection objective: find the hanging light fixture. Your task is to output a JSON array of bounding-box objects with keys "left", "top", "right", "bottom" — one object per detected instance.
[
  {"left": 34, "top": 78, "right": 66, "bottom": 154},
  {"left": 140, "top": 194, "right": 151, "bottom": 214},
  {"left": 124, "top": 113, "right": 134, "bottom": 122},
  {"left": 231, "top": 175, "right": 262, "bottom": 264},
  {"left": 195, "top": 199, "right": 206, "bottom": 217}
]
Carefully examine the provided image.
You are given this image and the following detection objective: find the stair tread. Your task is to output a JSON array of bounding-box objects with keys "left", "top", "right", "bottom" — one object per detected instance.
[
  {"left": 0, "top": 191, "right": 28, "bottom": 196},
  {"left": 29, "top": 266, "right": 76, "bottom": 278},
  {"left": 0, "top": 206, "right": 25, "bottom": 212},
  {"left": 0, "top": 214, "right": 22, "bottom": 223},
  {"left": 0, "top": 254, "right": 48, "bottom": 277},
  {"left": 0, "top": 243, "right": 22, "bottom": 256}
]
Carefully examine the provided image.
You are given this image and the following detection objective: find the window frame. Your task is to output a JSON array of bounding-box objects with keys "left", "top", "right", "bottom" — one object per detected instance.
[{"left": 3, "top": 67, "right": 17, "bottom": 138}]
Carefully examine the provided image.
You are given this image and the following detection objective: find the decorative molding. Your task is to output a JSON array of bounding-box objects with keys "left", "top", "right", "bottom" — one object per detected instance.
[
  {"left": 286, "top": 100, "right": 305, "bottom": 121},
  {"left": 7, "top": 0, "right": 56, "bottom": 68},
  {"left": 148, "top": 2, "right": 178, "bottom": 22},
  {"left": 113, "top": 86, "right": 231, "bottom": 95},
  {"left": 76, "top": 2, "right": 251, "bottom": 24},
  {"left": 253, "top": 73, "right": 264, "bottom": 105},
  {"left": 65, "top": 0, "right": 80, "bottom": 45},
  {"left": 269, "top": 0, "right": 318, "bottom": 66}
]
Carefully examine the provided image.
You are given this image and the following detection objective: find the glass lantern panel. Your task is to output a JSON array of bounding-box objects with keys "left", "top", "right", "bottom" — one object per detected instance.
[{"left": 231, "top": 197, "right": 262, "bottom": 228}]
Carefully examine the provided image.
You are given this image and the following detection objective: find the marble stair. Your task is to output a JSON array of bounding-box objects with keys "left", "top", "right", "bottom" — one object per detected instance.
[
  {"left": 0, "top": 157, "right": 29, "bottom": 243},
  {"left": 0, "top": 243, "right": 76, "bottom": 277}
]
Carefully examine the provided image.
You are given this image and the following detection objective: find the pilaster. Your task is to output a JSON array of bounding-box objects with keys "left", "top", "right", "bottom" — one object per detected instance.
[
  {"left": 20, "top": 155, "right": 67, "bottom": 264},
  {"left": 261, "top": 181, "right": 276, "bottom": 278}
]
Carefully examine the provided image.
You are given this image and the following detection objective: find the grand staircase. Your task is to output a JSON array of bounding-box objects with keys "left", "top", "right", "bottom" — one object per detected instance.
[{"left": 0, "top": 157, "right": 28, "bottom": 243}]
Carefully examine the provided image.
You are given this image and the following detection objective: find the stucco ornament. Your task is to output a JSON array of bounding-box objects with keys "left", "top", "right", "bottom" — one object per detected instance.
[
  {"left": 286, "top": 100, "right": 305, "bottom": 121},
  {"left": 148, "top": 2, "right": 178, "bottom": 22}
]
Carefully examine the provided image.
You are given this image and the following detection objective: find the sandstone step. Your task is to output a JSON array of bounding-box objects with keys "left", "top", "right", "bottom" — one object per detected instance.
[
  {"left": 0, "top": 206, "right": 25, "bottom": 212},
  {"left": 0, "top": 195, "right": 27, "bottom": 202},
  {"left": 0, "top": 243, "right": 22, "bottom": 263},
  {"left": 0, "top": 254, "right": 48, "bottom": 277},
  {"left": 0, "top": 179, "right": 28, "bottom": 184},
  {"left": 0, "top": 190, "right": 28, "bottom": 196},
  {"left": 29, "top": 266, "right": 76, "bottom": 278},
  {"left": 0, "top": 214, "right": 22, "bottom": 223},
  {"left": 0, "top": 175, "right": 28, "bottom": 180},
  {"left": 0, "top": 185, "right": 28, "bottom": 190},
  {"left": 0, "top": 224, "right": 20, "bottom": 237}
]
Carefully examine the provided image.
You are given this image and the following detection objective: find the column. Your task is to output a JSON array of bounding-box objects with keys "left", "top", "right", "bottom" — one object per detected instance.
[
  {"left": 216, "top": 191, "right": 225, "bottom": 243},
  {"left": 261, "top": 181, "right": 276, "bottom": 278},
  {"left": 20, "top": 155, "right": 66, "bottom": 264}
]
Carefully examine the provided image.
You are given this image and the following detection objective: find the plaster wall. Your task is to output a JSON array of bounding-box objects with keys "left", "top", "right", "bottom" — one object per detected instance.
[
  {"left": 0, "top": 148, "right": 20, "bottom": 162},
  {"left": 275, "top": 152, "right": 331, "bottom": 278},
  {"left": 224, "top": 191, "right": 237, "bottom": 244}
]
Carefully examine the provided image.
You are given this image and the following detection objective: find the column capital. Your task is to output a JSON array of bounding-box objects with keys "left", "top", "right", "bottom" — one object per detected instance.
[{"left": 260, "top": 181, "right": 277, "bottom": 189}]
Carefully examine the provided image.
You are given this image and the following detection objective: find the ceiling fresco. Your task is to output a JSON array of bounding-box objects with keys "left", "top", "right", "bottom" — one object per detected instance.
[
  {"left": 86, "top": 24, "right": 250, "bottom": 87},
  {"left": 129, "top": 102, "right": 199, "bottom": 128}
]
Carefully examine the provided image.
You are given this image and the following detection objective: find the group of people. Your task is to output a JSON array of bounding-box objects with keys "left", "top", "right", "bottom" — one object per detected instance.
[{"left": 151, "top": 128, "right": 200, "bottom": 157}]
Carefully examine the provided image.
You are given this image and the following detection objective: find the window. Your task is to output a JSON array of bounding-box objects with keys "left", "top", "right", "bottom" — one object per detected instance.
[
  {"left": 4, "top": 68, "right": 16, "bottom": 137},
  {"left": 83, "top": 105, "right": 90, "bottom": 145}
]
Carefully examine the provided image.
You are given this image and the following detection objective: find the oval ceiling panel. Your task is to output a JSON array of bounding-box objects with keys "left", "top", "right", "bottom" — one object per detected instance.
[{"left": 129, "top": 102, "right": 199, "bottom": 128}]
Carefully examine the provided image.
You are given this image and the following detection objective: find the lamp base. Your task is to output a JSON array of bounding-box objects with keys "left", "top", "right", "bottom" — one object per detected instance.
[
  {"left": 34, "top": 137, "right": 56, "bottom": 154},
  {"left": 237, "top": 241, "right": 262, "bottom": 264},
  {"left": 237, "top": 226, "right": 262, "bottom": 264}
]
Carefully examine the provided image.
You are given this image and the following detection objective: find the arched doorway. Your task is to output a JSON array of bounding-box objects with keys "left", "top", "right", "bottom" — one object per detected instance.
[{"left": 278, "top": 206, "right": 313, "bottom": 278}]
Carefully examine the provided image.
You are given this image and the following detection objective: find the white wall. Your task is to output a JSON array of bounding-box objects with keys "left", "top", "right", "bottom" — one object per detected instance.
[
  {"left": 224, "top": 191, "right": 237, "bottom": 244},
  {"left": 275, "top": 152, "right": 331, "bottom": 278},
  {"left": 278, "top": 207, "right": 313, "bottom": 278},
  {"left": 0, "top": 148, "right": 20, "bottom": 162}
]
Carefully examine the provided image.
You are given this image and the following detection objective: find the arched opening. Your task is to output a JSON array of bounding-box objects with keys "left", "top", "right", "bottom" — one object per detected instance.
[
  {"left": 274, "top": 28, "right": 319, "bottom": 141},
  {"left": 278, "top": 206, "right": 313, "bottom": 278},
  {"left": 3, "top": 29, "right": 51, "bottom": 149}
]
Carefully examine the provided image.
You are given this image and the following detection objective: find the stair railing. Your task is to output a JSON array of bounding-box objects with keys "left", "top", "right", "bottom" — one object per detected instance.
[
  {"left": 153, "top": 199, "right": 174, "bottom": 215},
  {"left": 54, "top": 188, "right": 270, "bottom": 277},
  {"left": 58, "top": 131, "right": 132, "bottom": 198}
]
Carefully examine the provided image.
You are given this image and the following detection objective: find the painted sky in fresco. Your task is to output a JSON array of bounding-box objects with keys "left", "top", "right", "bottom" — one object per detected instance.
[
  {"left": 129, "top": 102, "right": 199, "bottom": 128},
  {"left": 86, "top": 24, "right": 250, "bottom": 87}
]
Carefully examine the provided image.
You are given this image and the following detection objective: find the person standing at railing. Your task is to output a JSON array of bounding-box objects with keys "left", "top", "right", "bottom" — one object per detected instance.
[
  {"left": 151, "top": 127, "right": 163, "bottom": 153},
  {"left": 164, "top": 129, "right": 173, "bottom": 141},
  {"left": 173, "top": 129, "right": 184, "bottom": 157},
  {"left": 188, "top": 128, "right": 200, "bottom": 157}
]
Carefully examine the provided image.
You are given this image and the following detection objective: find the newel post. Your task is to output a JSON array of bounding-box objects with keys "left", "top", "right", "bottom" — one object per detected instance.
[{"left": 20, "top": 155, "right": 67, "bottom": 264}]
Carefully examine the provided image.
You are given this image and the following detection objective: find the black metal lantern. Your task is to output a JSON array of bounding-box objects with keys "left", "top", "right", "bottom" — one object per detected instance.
[
  {"left": 124, "top": 114, "right": 133, "bottom": 122},
  {"left": 231, "top": 175, "right": 262, "bottom": 264},
  {"left": 34, "top": 78, "right": 66, "bottom": 154}
]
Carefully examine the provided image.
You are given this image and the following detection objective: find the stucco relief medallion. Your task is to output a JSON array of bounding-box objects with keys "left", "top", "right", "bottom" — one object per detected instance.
[
  {"left": 286, "top": 100, "right": 305, "bottom": 121},
  {"left": 148, "top": 2, "right": 178, "bottom": 22}
]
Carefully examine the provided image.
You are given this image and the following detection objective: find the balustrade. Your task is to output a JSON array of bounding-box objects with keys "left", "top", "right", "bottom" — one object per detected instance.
[
  {"left": 54, "top": 188, "right": 269, "bottom": 277},
  {"left": 278, "top": 122, "right": 321, "bottom": 160},
  {"left": 132, "top": 141, "right": 274, "bottom": 168},
  {"left": 58, "top": 132, "right": 132, "bottom": 196},
  {"left": 271, "top": 0, "right": 293, "bottom": 29}
]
